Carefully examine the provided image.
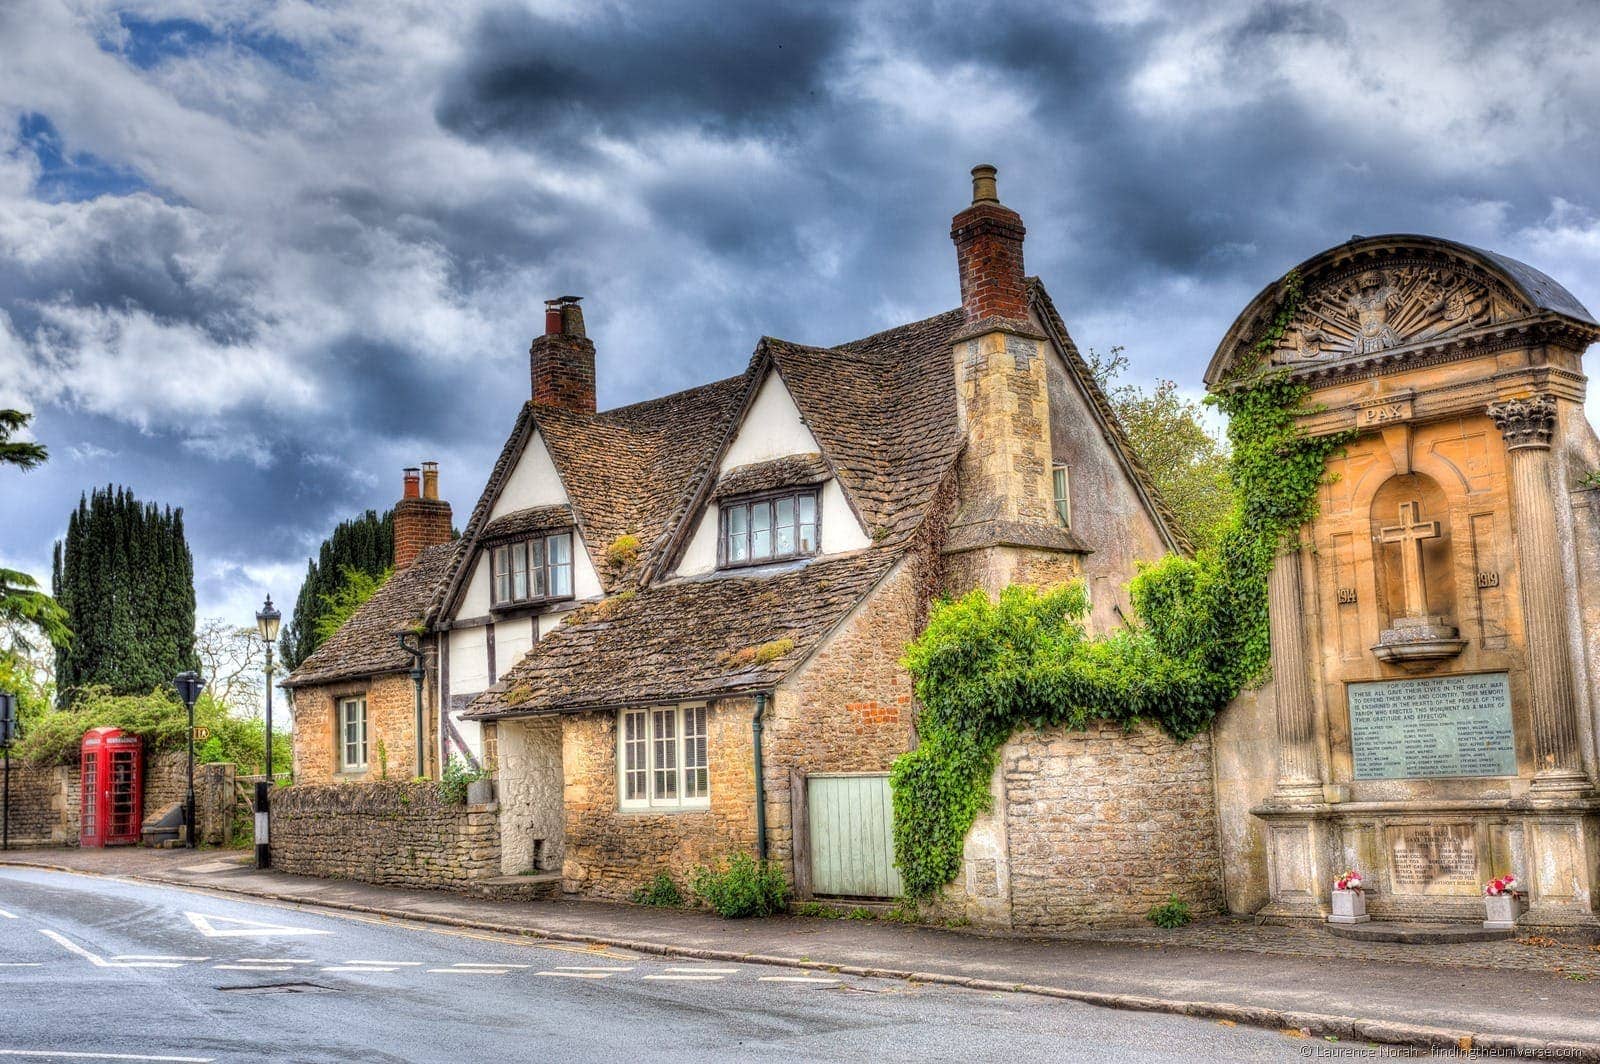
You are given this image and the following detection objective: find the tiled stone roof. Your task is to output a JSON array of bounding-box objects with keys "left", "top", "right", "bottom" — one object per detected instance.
[
  {"left": 479, "top": 504, "right": 574, "bottom": 541},
  {"left": 284, "top": 541, "right": 460, "bottom": 689},
  {"left": 713, "top": 453, "right": 831, "bottom": 500},
  {"left": 465, "top": 549, "right": 899, "bottom": 719}
]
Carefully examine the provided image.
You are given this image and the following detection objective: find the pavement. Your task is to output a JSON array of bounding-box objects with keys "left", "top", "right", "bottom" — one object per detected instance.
[
  {"left": 3, "top": 863, "right": 1334, "bottom": 1063},
  {"left": 6, "top": 847, "right": 1600, "bottom": 1060}
]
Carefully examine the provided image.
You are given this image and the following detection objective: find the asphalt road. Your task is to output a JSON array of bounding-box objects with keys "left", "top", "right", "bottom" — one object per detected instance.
[{"left": 0, "top": 867, "right": 1338, "bottom": 1063}]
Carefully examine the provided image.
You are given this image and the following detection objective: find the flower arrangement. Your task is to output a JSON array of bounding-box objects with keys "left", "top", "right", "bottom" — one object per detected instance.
[
  {"left": 1333, "top": 870, "right": 1364, "bottom": 892},
  {"left": 1484, "top": 874, "right": 1522, "bottom": 898}
]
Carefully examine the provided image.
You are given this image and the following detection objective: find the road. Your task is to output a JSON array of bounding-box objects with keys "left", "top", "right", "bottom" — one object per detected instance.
[{"left": 0, "top": 867, "right": 1331, "bottom": 1063}]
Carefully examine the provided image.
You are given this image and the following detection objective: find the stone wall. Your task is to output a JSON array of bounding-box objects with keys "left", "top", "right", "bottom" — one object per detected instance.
[
  {"left": 290, "top": 672, "right": 437, "bottom": 783},
  {"left": 0, "top": 750, "right": 230, "bottom": 847},
  {"left": 496, "top": 717, "right": 564, "bottom": 874},
  {"left": 560, "top": 700, "right": 757, "bottom": 900},
  {"left": 947, "top": 721, "right": 1225, "bottom": 930},
  {"left": 270, "top": 780, "right": 499, "bottom": 890}
]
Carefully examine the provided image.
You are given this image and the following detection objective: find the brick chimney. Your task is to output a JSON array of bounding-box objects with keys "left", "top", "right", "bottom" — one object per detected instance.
[
  {"left": 951, "top": 164, "right": 1029, "bottom": 325},
  {"left": 393, "top": 462, "right": 452, "bottom": 569},
  {"left": 530, "top": 295, "right": 596, "bottom": 413}
]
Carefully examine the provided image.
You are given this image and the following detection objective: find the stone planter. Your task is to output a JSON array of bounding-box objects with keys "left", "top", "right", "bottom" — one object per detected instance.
[
  {"left": 1484, "top": 893, "right": 1528, "bottom": 930},
  {"left": 466, "top": 779, "right": 496, "bottom": 805},
  {"left": 1328, "top": 888, "right": 1369, "bottom": 924}
]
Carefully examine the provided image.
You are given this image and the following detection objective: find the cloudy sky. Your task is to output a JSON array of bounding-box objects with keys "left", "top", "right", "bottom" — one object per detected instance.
[{"left": 4, "top": 0, "right": 1600, "bottom": 627}]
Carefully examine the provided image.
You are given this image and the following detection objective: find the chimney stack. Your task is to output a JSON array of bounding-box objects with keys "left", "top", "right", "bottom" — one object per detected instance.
[
  {"left": 530, "top": 295, "right": 596, "bottom": 413},
  {"left": 951, "top": 164, "right": 1029, "bottom": 325},
  {"left": 393, "top": 462, "right": 452, "bottom": 569}
]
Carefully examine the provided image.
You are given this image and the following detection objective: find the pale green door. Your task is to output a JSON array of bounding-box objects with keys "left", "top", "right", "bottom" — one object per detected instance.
[{"left": 806, "top": 773, "right": 903, "bottom": 898}]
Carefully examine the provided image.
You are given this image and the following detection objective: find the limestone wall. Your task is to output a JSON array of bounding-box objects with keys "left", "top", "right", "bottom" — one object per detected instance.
[
  {"left": 1212, "top": 684, "right": 1278, "bottom": 914},
  {"left": 948, "top": 720, "right": 1225, "bottom": 930},
  {"left": 496, "top": 717, "right": 564, "bottom": 874},
  {"left": 290, "top": 672, "right": 437, "bottom": 783},
  {"left": 0, "top": 751, "right": 228, "bottom": 847},
  {"left": 270, "top": 781, "right": 499, "bottom": 890}
]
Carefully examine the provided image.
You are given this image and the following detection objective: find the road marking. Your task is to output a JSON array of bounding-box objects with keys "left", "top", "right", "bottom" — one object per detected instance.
[
  {"left": 536, "top": 970, "right": 611, "bottom": 979},
  {"left": 447, "top": 962, "right": 529, "bottom": 969},
  {"left": 553, "top": 965, "right": 634, "bottom": 972},
  {"left": 184, "top": 912, "right": 330, "bottom": 939},
  {"left": 643, "top": 974, "right": 725, "bottom": 981},
  {"left": 344, "top": 960, "right": 423, "bottom": 966},
  {"left": 758, "top": 976, "right": 841, "bottom": 984},
  {"left": 111, "top": 956, "right": 210, "bottom": 962},
  {"left": 235, "top": 958, "right": 313, "bottom": 964},
  {"left": 426, "top": 968, "right": 510, "bottom": 975},
  {"left": 0, "top": 1052, "right": 214, "bottom": 1062},
  {"left": 213, "top": 965, "right": 294, "bottom": 972},
  {"left": 40, "top": 930, "right": 112, "bottom": 967},
  {"left": 320, "top": 966, "right": 397, "bottom": 973},
  {"left": 0, "top": 909, "right": 17, "bottom": 919},
  {"left": 666, "top": 967, "right": 738, "bottom": 974},
  {"left": 0, "top": 963, "right": 42, "bottom": 968}
]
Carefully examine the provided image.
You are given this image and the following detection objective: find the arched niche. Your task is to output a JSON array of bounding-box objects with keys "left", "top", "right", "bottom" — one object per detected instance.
[{"left": 1369, "top": 473, "right": 1456, "bottom": 627}]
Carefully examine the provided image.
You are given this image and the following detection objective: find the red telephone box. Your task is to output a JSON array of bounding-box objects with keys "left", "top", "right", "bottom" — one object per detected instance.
[{"left": 80, "top": 727, "right": 143, "bottom": 847}]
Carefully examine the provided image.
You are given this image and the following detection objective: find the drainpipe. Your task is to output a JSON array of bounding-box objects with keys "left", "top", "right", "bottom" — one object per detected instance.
[
  {"left": 397, "top": 632, "right": 428, "bottom": 778},
  {"left": 752, "top": 693, "right": 769, "bottom": 862}
]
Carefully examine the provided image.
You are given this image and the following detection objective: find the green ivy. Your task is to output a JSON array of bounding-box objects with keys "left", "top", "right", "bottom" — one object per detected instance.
[{"left": 891, "top": 271, "right": 1351, "bottom": 900}]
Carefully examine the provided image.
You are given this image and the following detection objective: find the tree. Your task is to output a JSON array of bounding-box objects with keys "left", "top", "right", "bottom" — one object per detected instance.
[
  {"left": 51, "top": 486, "right": 198, "bottom": 698},
  {"left": 280, "top": 509, "right": 393, "bottom": 670},
  {"left": 1088, "top": 347, "right": 1233, "bottom": 552},
  {"left": 313, "top": 567, "right": 393, "bottom": 643},
  {"left": 0, "top": 409, "right": 47, "bottom": 471},
  {"left": 194, "top": 617, "right": 267, "bottom": 716},
  {"left": 0, "top": 568, "right": 70, "bottom": 653}
]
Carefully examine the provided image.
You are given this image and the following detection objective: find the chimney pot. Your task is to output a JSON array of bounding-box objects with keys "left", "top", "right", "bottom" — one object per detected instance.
[
  {"left": 421, "top": 461, "right": 439, "bottom": 500},
  {"left": 971, "top": 163, "right": 999, "bottom": 204},
  {"left": 544, "top": 301, "right": 563, "bottom": 336},
  {"left": 402, "top": 467, "right": 421, "bottom": 499},
  {"left": 394, "top": 463, "right": 452, "bottom": 568}
]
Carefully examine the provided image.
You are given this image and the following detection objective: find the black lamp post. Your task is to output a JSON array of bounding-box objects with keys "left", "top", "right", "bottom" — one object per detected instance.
[
  {"left": 254, "top": 595, "right": 281, "bottom": 870},
  {"left": 172, "top": 671, "right": 203, "bottom": 847},
  {"left": 0, "top": 691, "right": 16, "bottom": 852}
]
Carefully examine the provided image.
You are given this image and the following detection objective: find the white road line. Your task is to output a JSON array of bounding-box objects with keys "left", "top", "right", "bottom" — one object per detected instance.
[
  {"left": 665, "top": 967, "right": 738, "bottom": 974},
  {"left": 448, "top": 962, "right": 530, "bottom": 969},
  {"left": 320, "top": 966, "right": 397, "bottom": 973},
  {"left": 0, "top": 909, "right": 17, "bottom": 919},
  {"left": 536, "top": 970, "right": 612, "bottom": 979},
  {"left": 39, "top": 930, "right": 110, "bottom": 967},
  {"left": 344, "top": 960, "right": 423, "bottom": 966},
  {"left": 758, "top": 976, "right": 841, "bottom": 984},
  {"left": 553, "top": 966, "right": 634, "bottom": 972},
  {"left": 111, "top": 956, "right": 210, "bottom": 962},
  {"left": 235, "top": 958, "right": 312, "bottom": 964},
  {"left": 0, "top": 1052, "right": 213, "bottom": 1063},
  {"left": 643, "top": 974, "right": 725, "bottom": 981},
  {"left": 0, "top": 963, "right": 43, "bottom": 968},
  {"left": 426, "top": 968, "right": 511, "bottom": 975},
  {"left": 184, "top": 913, "right": 330, "bottom": 939},
  {"left": 213, "top": 965, "right": 294, "bottom": 972},
  {"left": 113, "top": 963, "right": 186, "bottom": 969}
]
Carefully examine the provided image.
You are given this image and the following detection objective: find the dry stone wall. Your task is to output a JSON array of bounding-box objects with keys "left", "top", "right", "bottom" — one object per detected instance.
[
  {"left": 270, "top": 781, "right": 499, "bottom": 890},
  {"left": 0, "top": 751, "right": 225, "bottom": 847}
]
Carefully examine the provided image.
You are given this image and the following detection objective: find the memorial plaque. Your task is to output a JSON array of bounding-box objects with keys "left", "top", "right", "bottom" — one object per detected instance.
[
  {"left": 1348, "top": 672, "right": 1515, "bottom": 780},
  {"left": 1388, "top": 823, "right": 1479, "bottom": 895}
]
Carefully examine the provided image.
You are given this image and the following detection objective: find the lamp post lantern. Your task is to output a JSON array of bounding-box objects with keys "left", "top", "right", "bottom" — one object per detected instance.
[
  {"left": 0, "top": 691, "right": 16, "bottom": 852},
  {"left": 172, "top": 671, "right": 203, "bottom": 848},
  {"left": 254, "top": 595, "right": 281, "bottom": 870}
]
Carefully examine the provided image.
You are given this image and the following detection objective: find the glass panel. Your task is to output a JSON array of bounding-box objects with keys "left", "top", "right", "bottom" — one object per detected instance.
[
  {"left": 726, "top": 504, "right": 748, "bottom": 563},
  {"left": 750, "top": 501, "right": 772, "bottom": 560},
  {"left": 622, "top": 710, "right": 647, "bottom": 802},
  {"left": 528, "top": 538, "right": 545, "bottom": 599},
  {"left": 547, "top": 534, "right": 572, "bottom": 598},
  {"left": 493, "top": 546, "right": 512, "bottom": 603},
  {"left": 774, "top": 495, "right": 795, "bottom": 556},
  {"left": 1053, "top": 466, "right": 1070, "bottom": 527},
  {"left": 798, "top": 492, "right": 817, "bottom": 553},
  {"left": 651, "top": 708, "right": 678, "bottom": 801},
  {"left": 683, "top": 706, "right": 709, "bottom": 799},
  {"left": 511, "top": 541, "right": 529, "bottom": 601}
]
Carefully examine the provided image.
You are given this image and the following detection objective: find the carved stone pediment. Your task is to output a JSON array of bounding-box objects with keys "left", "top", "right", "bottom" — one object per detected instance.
[{"left": 1271, "top": 261, "right": 1520, "bottom": 367}]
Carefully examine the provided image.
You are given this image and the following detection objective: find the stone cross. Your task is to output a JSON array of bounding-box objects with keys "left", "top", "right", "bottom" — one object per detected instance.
[{"left": 1377, "top": 501, "right": 1441, "bottom": 619}]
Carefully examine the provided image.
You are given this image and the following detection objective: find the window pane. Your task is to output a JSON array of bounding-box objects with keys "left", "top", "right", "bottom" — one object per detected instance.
[
  {"left": 511, "top": 542, "right": 529, "bottom": 600},
  {"left": 622, "top": 710, "right": 648, "bottom": 802},
  {"left": 652, "top": 708, "right": 678, "bottom": 800},
  {"left": 726, "top": 504, "right": 748, "bottom": 563},
  {"left": 547, "top": 534, "right": 572, "bottom": 597},
  {"left": 798, "top": 493, "right": 817, "bottom": 553},
  {"left": 493, "top": 546, "right": 512, "bottom": 603},
  {"left": 774, "top": 496, "right": 795, "bottom": 556},
  {"left": 750, "top": 501, "right": 772, "bottom": 560},
  {"left": 1053, "top": 466, "right": 1070, "bottom": 526},
  {"left": 528, "top": 538, "right": 545, "bottom": 599},
  {"left": 683, "top": 706, "right": 709, "bottom": 799}
]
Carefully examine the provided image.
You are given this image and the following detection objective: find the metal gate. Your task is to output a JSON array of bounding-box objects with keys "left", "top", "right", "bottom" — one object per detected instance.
[{"left": 806, "top": 773, "right": 902, "bottom": 898}]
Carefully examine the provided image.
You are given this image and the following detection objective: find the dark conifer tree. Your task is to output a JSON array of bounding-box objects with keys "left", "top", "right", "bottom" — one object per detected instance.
[
  {"left": 279, "top": 509, "right": 394, "bottom": 670},
  {"left": 52, "top": 485, "right": 198, "bottom": 698}
]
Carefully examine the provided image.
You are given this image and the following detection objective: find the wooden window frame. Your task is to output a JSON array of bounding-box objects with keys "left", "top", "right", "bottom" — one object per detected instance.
[
  {"left": 337, "top": 695, "right": 369, "bottom": 774},
  {"left": 488, "top": 530, "right": 576, "bottom": 609},
  {"left": 717, "top": 488, "right": 821, "bottom": 570},
  {"left": 617, "top": 703, "right": 711, "bottom": 811},
  {"left": 1052, "top": 464, "right": 1072, "bottom": 529}
]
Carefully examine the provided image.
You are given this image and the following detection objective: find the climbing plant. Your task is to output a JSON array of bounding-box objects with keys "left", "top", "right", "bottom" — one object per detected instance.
[{"left": 891, "top": 271, "right": 1352, "bottom": 900}]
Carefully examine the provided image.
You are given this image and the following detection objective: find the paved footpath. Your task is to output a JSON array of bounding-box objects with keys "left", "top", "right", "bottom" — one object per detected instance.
[{"left": 6, "top": 847, "right": 1600, "bottom": 1060}]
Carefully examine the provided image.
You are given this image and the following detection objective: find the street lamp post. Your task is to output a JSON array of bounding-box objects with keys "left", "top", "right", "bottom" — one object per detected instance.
[
  {"left": 172, "top": 671, "right": 203, "bottom": 848},
  {"left": 0, "top": 691, "right": 16, "bottom": 852},
  {"left": 254, "top": 596, "right": 281, "bottom": 870}
]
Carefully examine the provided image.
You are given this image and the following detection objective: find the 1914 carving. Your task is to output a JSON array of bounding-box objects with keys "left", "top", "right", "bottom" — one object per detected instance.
[{"left": 1276, "top": 264, "right": 1507, "bottom": 365}]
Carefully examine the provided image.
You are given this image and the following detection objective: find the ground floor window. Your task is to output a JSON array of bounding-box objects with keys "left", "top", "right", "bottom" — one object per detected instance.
[
  {"left": 619, "top": 703, "right": 709, "bottom": 810},
  {"left": 338, "top": 696, "right": 368, "bottom": 772}
]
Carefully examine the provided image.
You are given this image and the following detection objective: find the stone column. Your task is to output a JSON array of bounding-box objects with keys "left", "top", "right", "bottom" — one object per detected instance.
[
  {"left": 1489, "top": 396, "right": 1589, "bottom": 793},
  {"left": 1268, "top": 546, "right": 1322, "bottom": 803}
]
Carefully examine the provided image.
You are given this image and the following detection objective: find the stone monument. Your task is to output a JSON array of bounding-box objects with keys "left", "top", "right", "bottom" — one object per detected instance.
[{"left": 1206, "top": 236, "right": 1600, "bottom": 929}]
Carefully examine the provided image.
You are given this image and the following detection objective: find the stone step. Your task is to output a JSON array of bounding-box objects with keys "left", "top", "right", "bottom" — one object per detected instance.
[
  {"left": 468, "top": 872, "right": 563, "bottom": 901},
  {"left": 1325, "top": 921, "right": 1515, "bottom": 945}
]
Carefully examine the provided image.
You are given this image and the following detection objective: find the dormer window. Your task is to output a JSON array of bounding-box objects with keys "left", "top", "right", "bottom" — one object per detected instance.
[
  {"left": 491, "top": 531, "right": 574, "bottom": 606},
  {"left": 720, "top": 489, "right": 818, "bottom": 568}
]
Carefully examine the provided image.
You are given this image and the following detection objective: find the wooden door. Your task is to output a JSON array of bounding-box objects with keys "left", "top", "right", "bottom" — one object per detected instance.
[{"left": 806, "top": 773, "right": 902, "bottom": 899}]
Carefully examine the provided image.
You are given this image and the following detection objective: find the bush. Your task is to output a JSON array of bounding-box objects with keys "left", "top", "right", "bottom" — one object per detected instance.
[
  {"left": 1146, "top": 895, "right": 1193, "bottom": 929},
  {"left": 690, "top": 853, "right": 790, "bottom": 918},
  {"left": 438, "top": 756, "right": 490, "bottom": 804},
  {"left": 631, "top": 872, "right": 685, "bottom": 908}
]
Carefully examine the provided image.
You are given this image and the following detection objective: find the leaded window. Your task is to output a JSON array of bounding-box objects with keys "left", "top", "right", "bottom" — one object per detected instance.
[
  {"left": 720, "top": 490, "right": 818, "bottom": 568},
  {"left": 491, "top": 531, "right": 575, "bottom": 606}
]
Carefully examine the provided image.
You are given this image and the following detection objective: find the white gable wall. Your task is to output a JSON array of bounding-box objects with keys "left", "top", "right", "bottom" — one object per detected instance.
[
  {"left": 489, "top": 429, "right": 569, "bottom": 520},
  {"left": 676, "top": 370, "right": 871, "bottom": 577}
]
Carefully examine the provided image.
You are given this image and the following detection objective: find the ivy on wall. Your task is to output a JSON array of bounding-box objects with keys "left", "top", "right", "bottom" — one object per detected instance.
[{"left": 891, "top": 271, "right": 1352, "bottom": 901}]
